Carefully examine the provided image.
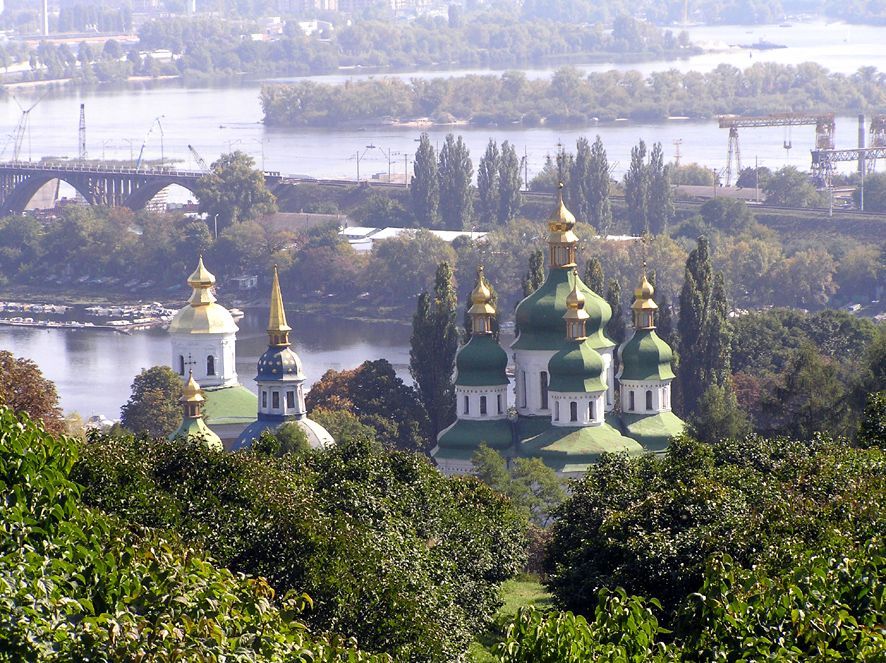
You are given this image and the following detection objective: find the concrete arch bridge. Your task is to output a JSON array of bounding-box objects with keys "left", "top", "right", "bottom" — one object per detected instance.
[{"left": 0, "top": 161, "right": 281, "bottom": 214}]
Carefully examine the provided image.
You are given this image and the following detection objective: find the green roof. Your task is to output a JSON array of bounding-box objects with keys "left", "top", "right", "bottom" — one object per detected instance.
[
  {"left": 620, "top": 411, "right": 686, "bottom": 452},
  {"left": 437, "top": 418, "right": 513, "bottom": 452},
  {"left": 516, "top": 415, "right": 553, "bottom": 442},
  {"left": 203, "top": 385, "right": 258, "bottom": 426},
  {"left": 455, "top": 334, "right": 509, "bottom": 386},
  {"left": 619, "top": 329, "right": 676, "bottom": 382},
  {"left": 548, "top": 340, "right": 607, "bottom": 393},
  {"left": 519, "top": 418, "right": 644, "bottom": 473},
  {"left": 513, "top": 267, "right": 613, "bottom": 351},
  {"left": 168, "top": 416, "right": 223, "bottom": 452}
]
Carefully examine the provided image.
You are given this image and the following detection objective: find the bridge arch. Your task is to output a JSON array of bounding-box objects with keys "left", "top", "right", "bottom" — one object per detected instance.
[
  {"left": 1, "top": 174, "right": 95, "bottom": 214},
  {"left": 123, "top": 177, "right": 200, "bottom": 211}
]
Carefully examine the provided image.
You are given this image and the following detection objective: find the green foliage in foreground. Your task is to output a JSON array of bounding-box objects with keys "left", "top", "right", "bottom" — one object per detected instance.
[
  {"left": 547, "top": 435, "right": 884, "bottom": 618},
  {"left": 0, "top": 406, "right": 383, "bottom": 661},
  {"left": 72, "top": 431, "right": 527, "bottom": 661},
  {"left": 530, "top": 433, "right": 885, "bottom": 661},
  {"left": 498, "top": 541, "right": 885, "bottom": 660}
]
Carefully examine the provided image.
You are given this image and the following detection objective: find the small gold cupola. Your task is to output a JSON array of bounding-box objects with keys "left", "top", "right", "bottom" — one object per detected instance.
[
  {"left": 181, "top": 370, "right": 206, "bottom": 419},
  {"left": 468, "top": 266, "right": 496, "bottom": 335},
  {"left": 631, "top": 267, "right": 658, "bottom": 330},
  {"left": 563, "top": 268, "right": 589, "bottom": 341},
  {"left": 548, "top": 184, "right": 578, "bottom": 269},
  {"left": 267, "top": 265, "right": 292, "bottom": 347},
  {"left": 187, "top": 255, "right": 218, "bottom": 307}
]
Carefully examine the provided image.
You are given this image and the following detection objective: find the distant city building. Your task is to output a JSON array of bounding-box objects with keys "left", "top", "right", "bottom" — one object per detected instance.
[
  {"left": 433, "top": 193, "right": 685, "bottom": 477},
  {"left": 339, "top": 226, "right": 488, "bottom": 253}
]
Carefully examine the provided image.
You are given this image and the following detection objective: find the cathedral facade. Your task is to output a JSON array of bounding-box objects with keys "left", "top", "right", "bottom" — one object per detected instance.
[{"left": 433, "top": 192, "right": 684, "bottom": 477}]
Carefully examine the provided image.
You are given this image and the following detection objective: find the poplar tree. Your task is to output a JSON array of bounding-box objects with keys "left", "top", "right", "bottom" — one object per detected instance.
[
  {"left": 584, "top": 257, "right": 605, "bottom": 294},
  {"left": 498, "top": 140, "right": 523, "bottom": 225},
  {"left": 648, "top": 270, "right": 675, "bottom": 347},
  {"left": 589, "top": 135, "right": 613, "bottom": 235},
  {"left": 438, "top": 134, "right": 474, "bottom": 230},
  {"left": 678, "top": 236, "right": 733, "bottom": 414},
  {"left": 477, "top": 139, "right": 500, "bottom": 224},
  {"left": 605, "top": 279, "right": 626, "bottom": 347},
  {"left": 410, "top": 262, "right": 459, "bottom": 438},
  {"left": 624, "top": 140, "right": 649, "bottom": 236},
  {"left": 522, "top": 249, "right": 545, "bottom": 297},
  {"left": 570, "top": 137, "right": 592, "bottom": 225},
  {"left": 411, "top": 133, "right": 439, "bottom": 228},
  {"left": 647, "top": 142, "right": 673, "bottom": 235}
]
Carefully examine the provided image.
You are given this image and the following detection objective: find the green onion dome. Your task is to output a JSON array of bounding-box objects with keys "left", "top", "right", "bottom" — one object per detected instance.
[
  {"left": 513, "top": 268, "right": 612, "bottom": 351},
  {"left": 547, "top": 341, "right": 607, "bottom": 393},
  {"left": 455, "top": 334, "right": 509, "bottom": 386},
  {"left": 618, "top": 329, "right": 676, "bottom": 381},
  {"left": 257, "top": 345, "right": 304, "bottom": 382}
]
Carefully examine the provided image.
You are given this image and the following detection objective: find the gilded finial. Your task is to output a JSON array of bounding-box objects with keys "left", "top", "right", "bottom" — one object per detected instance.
[
  {"left": 631, "top": 267, "right": 658, "bottom": 329},
  {"left": 187, "top": 256, "right": 217, "bottom": 307},
  {"left": 468, "top": 265, "right": 496, "bottom": 334},
  {"left": 563, "top": 269, "right": 589, "bottom": 340},
  {"left": 182, "top": 370, "right": 205, "bottom": 404},
  {"left": 267, "top": 265, "right": 292, "bottom": 347}
]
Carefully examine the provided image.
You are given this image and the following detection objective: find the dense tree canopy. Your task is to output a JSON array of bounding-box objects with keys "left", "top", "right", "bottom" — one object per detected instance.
[
  {"left": 119, "top": 365, "right": 182, "bottom": 438},
  {"left": 194, "top": 151, "right": 277, "bottom": 231},
  {"left": 73, "top": 431, "right": 527, "bottom": 661},
  {"left": 0, "top": 406, "right": 384, "bottom": 661},
  {"left": 0, "top": 351, "right": 63, "bottom": 435}
]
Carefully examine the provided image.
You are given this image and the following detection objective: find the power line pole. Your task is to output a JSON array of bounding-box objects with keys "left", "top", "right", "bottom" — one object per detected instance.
[{"left": 78, "top": 104, "right": 87, "bottom": 161}]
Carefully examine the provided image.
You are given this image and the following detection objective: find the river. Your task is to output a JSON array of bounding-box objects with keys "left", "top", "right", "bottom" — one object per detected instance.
[
  {"left": 0, "top": 308, "right": 414, "bottom": 419},
  {"left": 1, "top": 19, "right": 883, "bottom": 417}
]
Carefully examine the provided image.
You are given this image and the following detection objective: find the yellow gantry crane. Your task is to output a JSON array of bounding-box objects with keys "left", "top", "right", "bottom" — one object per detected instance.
[{"left": 718, "top": 112, "right": 835, "bottom": 185}]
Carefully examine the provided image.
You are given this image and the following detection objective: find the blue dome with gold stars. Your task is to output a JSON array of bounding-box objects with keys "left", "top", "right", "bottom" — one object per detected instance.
[{"left": 257, "top": 345, "right": 304, "bottom": 382}]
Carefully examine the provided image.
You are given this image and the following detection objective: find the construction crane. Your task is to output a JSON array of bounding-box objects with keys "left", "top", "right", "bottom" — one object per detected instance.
[
  {"left": 810, "top": 145, "right": 886, "bottom": 215},
  {"left": 78, "top": 103, "right": 87, "bottom": 161},
  {"left": 3, "top": 95, "right": 45, "bottom": 162},
  {"left": 134, "top": 116, "right": 164, "bottom": 171},
  {"left": 718, "top": 112, "right": 835, "bottom": 185},
  {"left": 188, "top": 144, "right": 209, "bottom": 173}
]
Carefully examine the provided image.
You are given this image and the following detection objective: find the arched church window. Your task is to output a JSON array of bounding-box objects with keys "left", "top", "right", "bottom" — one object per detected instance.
[
  {"left": 207, "top": 355, "right": 215, "bottom": 376},
  {"left": 480, "top": 396, "right": 487, "bottom": 415},
  {"left": 540, "top": 372, "right": 549, "bottom": 410},
  {"left": 629, "top": 391, "right": 635, "bottom": 411},
  {"left": 497, "top": 394, "right": 502, "bottom": 414},
  {"left": 554, "top": 400, "right": 560, "bottom": 421},
  {"left": 570, "top": 401, "right": 578, "bottom": 422},
  {"left": 589, "top": 400, "right": 596, "bottom": 420},
  {"left": 178, "top": 355, "right": 185, "bottom": 375},
  {"left": 646, "top": 390, "right": 653, "bottom": 411},
  {"left": 286, "top": 391, "right": 295, "bottom": 409},
  {"left": 261, "top": 391, "right": 267, "bottom": 408},
  {"left": 664, "top": 385, "right": 670, "bottom": 408},
  {"left": 464, "top": 395, "right": 469, "bottom": 415},
  {"left": 520, "top": 371, "right": 527, "bottom": 408},
  {"left": 272, "top": 391, "right": 280, "bottom": 409}
]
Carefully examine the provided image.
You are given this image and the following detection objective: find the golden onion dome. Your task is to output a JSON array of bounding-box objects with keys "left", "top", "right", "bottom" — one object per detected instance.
[
  {"left": 471, "top": 266, "right": 493, "bottom": 305},
  {"left": 564, "top": 270, "right": 590, "bottom": 322},
  {"left": 635, "top": 273, "right": 655, "bottom": 300},
  {"left": 548, "top": 184, "right": 576, "bottom": 233},
  {"left": 188, "top": 255, "right": 216, "bottom": 289},
  {"left": 168, "top": 257, "right": 239, "bottom": 335},
  {"left": 181, "top": 371, "right": 205, "bottom": 403},
  {"left": 631, "top": 272, "right": 659, "bottom": 313}
]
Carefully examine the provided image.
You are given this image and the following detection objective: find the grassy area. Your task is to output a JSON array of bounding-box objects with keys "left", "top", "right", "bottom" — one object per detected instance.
[{"left": 468, "top": 575, "right": 553, "bottom": 662}]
